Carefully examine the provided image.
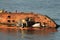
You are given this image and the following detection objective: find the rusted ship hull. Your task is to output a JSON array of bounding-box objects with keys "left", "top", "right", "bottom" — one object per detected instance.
[
  {"left": 0, "top": 25, "right": 56, "bottom": 31},
  {"left": 0, "top": 10, "right": 57, "bottom": 29}
]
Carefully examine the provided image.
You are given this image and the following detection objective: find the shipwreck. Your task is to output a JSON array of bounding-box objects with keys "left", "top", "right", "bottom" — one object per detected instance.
[{"left": 0, "top": 10, "right": 57, "bottom": 30}]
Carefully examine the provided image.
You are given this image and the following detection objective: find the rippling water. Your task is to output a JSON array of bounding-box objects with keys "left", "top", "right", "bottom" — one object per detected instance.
[
  {"left": 0, "top": 28, "right": 57, "bottom": 40},
  {"left": 0, "top": 0, "right": 60, "bottom": 40}
]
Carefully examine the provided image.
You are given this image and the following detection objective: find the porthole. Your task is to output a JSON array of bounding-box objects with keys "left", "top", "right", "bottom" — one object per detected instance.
[
  {"left": 12, "top": 20, "right": 15, "bottom": 22},
  {"left": 8, "top": 16, "right": 11, "bottom": 18},
  {"left": 7, "top": 20, "right": 10, "bottom": 23}
]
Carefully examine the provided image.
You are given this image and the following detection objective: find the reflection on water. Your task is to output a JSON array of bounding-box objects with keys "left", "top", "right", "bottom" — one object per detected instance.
[{"left": 0, "top": 26, "right": 57, "bottom": 40}]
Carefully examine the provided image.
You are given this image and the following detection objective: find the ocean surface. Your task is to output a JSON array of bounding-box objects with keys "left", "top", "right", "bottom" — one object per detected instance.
[{"left": 0, "top": 0, "right": 60, "bottom": 40}]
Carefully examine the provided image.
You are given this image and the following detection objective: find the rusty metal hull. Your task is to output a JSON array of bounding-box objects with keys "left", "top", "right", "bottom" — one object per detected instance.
[{"left": 0, "top": 10, "right": 57, "bottom": 28}]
